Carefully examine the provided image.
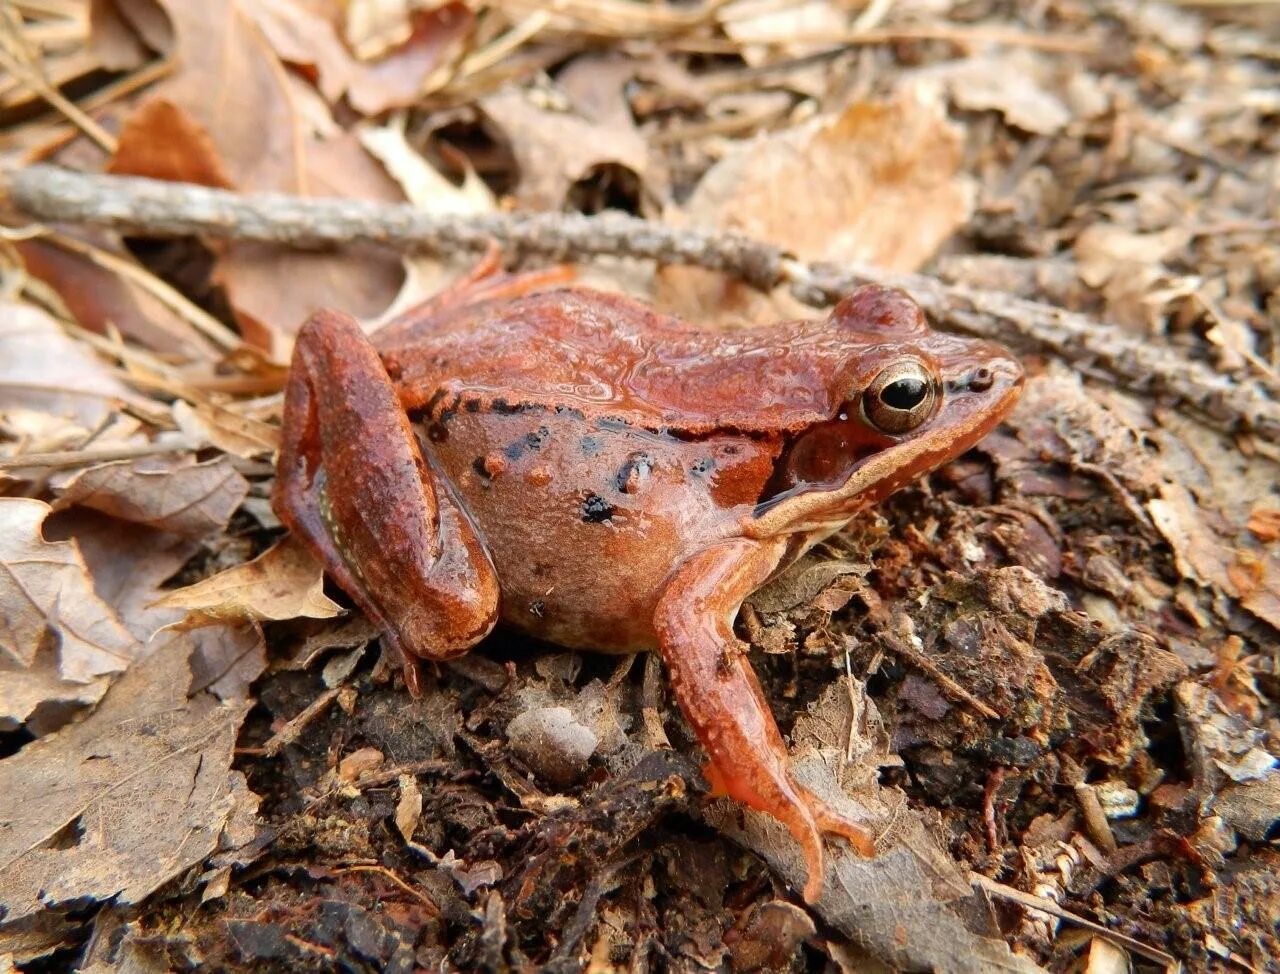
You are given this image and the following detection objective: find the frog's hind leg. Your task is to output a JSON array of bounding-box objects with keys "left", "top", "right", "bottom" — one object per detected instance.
[
  {"left": 653, "top": 540, "right": 876, "bottom": 904},
  {"left": 273, "top": 309, "right": 500, "bottom": 695}
]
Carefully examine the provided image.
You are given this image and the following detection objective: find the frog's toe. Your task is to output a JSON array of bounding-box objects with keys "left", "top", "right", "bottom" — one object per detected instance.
[{"left": 798, "top": 782, "right": 876, "bottom": 857}]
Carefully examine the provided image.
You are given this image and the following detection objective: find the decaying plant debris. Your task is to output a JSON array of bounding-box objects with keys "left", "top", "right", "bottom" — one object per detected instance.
[{"left": 1, "top": 1, "right": 1278, "bottom": 971}]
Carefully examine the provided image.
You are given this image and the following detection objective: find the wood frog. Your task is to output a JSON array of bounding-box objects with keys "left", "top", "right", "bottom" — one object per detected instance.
[{"left": 273, "top": 256, "right": 1023, "bottom": 902}]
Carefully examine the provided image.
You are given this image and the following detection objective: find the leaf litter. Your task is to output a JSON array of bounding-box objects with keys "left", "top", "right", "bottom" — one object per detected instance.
[{"left": 1, "top": 0, "right": 1279, "bottom": 970}]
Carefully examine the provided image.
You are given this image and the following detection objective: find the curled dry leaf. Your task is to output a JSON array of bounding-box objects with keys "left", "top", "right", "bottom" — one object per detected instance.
[
  {"left": 152, "top": 535, "right": 343, "bottom": 628},
  {"left": 172, "top": 399, "right": 279, "bottom": 460},
  {"left": 51, "top": 454, "right": 250, "bottom": 539},
  {"left": 917, "top": 52, "right": 1073, "bottom": 136},
  {"left": 0, "top": 300, "right": 139, "bottom": 430},
  {"left": 656, "top": 89, "right": 973, "bottom": 320},
  {"left": 0, "top": 637, "right": 253, "bottom": 926},
  {"left": 0, "top": 499, "right": 139, "bottom": 729}
]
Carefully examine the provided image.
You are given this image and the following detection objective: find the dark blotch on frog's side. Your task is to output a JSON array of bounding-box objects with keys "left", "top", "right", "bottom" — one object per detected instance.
[{"left": 580, "top": 492, "right": 616, "bottom": 523}]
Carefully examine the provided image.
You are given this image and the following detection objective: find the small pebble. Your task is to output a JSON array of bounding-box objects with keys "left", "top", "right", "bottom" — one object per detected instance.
[{"left": 506, "top": 706, "right": 598, "bottom": 788}]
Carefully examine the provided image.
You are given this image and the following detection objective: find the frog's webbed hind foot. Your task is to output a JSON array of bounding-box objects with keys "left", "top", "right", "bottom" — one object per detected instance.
[
  {"left": 655, "top": 541, "right": 876, "bottom": 904},
  {"left": 273, "top": 310, "right": 500, "bottom": 691}
]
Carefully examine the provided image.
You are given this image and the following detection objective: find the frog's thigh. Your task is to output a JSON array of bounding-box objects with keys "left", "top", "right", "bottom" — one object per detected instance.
[
  {"left": 273, "top": 310, "right": 499, "bottom": 692},
  {"left": 653, "top": 539, "right": 873, "bottom": 903}
]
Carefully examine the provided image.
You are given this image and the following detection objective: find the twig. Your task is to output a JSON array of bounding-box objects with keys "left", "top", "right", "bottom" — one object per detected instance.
[
  {"left": 971, "top": 872, "right": 1180, "bottom": 971},
  {"left": 4, "top": 165, "right": 1277, "bottom": 442},
  {"left": 0, "top": 440, "right": 196, "bottom": 471},
  {"left": 262, "top": 686, "right": 343, "bottom": 757},
  {"left": 878, "top": 632, "right": 1002, "bottom": 720}
]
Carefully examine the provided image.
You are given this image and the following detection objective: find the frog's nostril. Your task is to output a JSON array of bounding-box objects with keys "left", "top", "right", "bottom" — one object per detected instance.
[{"left": 968, "top": 366, "right": 994, "bottom": 392}]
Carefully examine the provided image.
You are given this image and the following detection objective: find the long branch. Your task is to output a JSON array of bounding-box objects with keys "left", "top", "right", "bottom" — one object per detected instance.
[{"left": 5, "top": 164, "right": 1276, "bottom": 441}]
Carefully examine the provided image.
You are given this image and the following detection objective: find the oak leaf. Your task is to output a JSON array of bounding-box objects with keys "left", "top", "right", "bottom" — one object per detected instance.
[{"left": 153, "top": 535, "right": 343, "bottom": 627}]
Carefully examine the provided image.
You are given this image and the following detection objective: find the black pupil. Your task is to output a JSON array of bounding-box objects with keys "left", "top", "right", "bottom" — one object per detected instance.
[{"left": 880, "top": 376, "right": 927, "bottom": 410}]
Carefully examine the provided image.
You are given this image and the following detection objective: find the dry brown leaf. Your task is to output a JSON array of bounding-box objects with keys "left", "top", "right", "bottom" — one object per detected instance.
[
  {"left": 132, "top": 0, "right": 304, "bottom": 193},
  {"left": 153, "top": 535, "right": 343, "bottom": 627},
  {"left": 480, "top": 86, "right": 656, "bottom": 211},
  {"left": 656, "top": 89, "right": 973, "bottom": 321},
  {"left": 13, "top": 238, "right": 220, "bottom": 358},
  {"left": 189, "top": 623, "right": 267, "bottom": 702},
  {"left": 704, "top": 682, "right": 1046, "bottom": 972},
  {"left": 0, "top": 499, "right": 140, "bottom": 731},
  {"left": 171, "top": 399, "right": 279, "bottom": 460},
  {"left": 107, "top": 1, "right": 406, "bottom": 344},
  {"left": 344, "top": 3, "right": 473, "bottom": 115},
  {"left": 1149, "top": 482, "right": 1280, "bottom": 629},
  {"left": 395, "top": 773, "right": 424, "bottom": 841},
  {"left": 720, "top": 0, "right": 849, "bottom": 64},
  {"left": 0, "top": 638, "right": 253, "bottom": 925},
  {"left": 107, "top": 98, "right": 235, "bottom": 187},
  {"left": 0, "top": 300, "right": 141, "bottom": 430},
  {"left": 56, "top": 511, "right": 201, "bottom": 640},
  {"left": 51, "top": 455, "right": 249, "bottom": 539}
]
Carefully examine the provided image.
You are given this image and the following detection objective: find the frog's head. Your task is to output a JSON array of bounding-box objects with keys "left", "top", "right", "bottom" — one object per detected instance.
[{"left": 749, "top": 285, "right": 1023, "bottom": 540}]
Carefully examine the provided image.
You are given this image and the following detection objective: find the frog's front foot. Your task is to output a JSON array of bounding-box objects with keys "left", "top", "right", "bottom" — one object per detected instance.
[{"left": 655, "top": 541, "right": 875, "bottom": 903}]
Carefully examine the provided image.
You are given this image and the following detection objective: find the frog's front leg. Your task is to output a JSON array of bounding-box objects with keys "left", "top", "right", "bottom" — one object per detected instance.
[
  {"left": 654, "top": 539, "right": 875, "bottom": 903},
  {"left": 273, "top": 310, "right": 500, "bottom": 694}
]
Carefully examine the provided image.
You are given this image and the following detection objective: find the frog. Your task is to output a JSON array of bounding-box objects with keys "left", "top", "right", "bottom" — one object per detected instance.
[{"left": 272, "top": 255, "right": 1023, "bottom": 903}]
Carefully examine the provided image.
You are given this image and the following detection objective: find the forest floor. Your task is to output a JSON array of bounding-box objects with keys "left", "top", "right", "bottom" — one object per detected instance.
[{"left": 1, "top": 1, "right": 1278, "bottom": 971}]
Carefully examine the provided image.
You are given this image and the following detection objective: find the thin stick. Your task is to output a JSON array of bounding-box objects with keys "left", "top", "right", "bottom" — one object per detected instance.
[
  {"left": 0, "top": 441, "right": 195, "bottom": 471},
  {"left": 971, "top": 873, "right": 1180, "bottom": 971},
  {"left": 5, "top": 165, "right": 1277, "bottom": 442}
]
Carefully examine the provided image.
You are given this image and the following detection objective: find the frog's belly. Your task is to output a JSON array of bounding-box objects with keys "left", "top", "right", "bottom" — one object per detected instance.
[{"left": 420, "top": 406, "right": 780, "bottom": 653}]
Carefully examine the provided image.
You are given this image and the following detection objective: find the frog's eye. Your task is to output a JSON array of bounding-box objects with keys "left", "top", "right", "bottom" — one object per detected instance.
[{"left": 860, "top": 360, "right": 938, "bottom": 435}]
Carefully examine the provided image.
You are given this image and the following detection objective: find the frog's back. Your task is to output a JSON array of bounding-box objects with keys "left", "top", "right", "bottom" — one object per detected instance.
[{"left": 378, "top": 289, "right": 862, "bottom": 434}]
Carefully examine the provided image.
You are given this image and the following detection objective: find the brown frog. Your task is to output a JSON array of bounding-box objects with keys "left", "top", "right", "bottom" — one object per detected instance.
[{"left": 273, "top": 257, "right": 1023, "bottom": 901}]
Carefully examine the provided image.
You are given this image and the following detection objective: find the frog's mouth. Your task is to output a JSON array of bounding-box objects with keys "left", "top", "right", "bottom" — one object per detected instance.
[{"left": 745, "top": 355, "right": 1023, "bottom": 541}]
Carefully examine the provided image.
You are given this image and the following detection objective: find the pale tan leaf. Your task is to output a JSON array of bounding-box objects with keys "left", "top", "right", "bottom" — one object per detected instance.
[
  {"left": 0, "top": 301, "right": 138, "bottom": 430},
  {"left": 153, "top": 535, "right": 343, "bottom": 627},
  {"left": 0, "top": 499, "right": 139, "bottom": 699},
  {"left": 0, "top": 639, "right": 253, "bottom": 924},
  {"left": 171, "top": 400, "right": 279, "bottom": 461},
  {"left": 395, "top": 773, "right": 423, "bottom": 842},
  {"left": 51, "top": 455, "right": 249, "bottom": 539}
]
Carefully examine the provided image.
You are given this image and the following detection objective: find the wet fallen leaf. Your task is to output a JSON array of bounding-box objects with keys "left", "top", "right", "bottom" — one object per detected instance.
[
  {"left": 0, "top": 499, "right": 140, "bottom": 729},
  {"left": 153, "top": 535, "right": 343, "bottom": 627},
  {"left": 51, "top": 455, "right": 249, "bottom": 539},
  {"left": 0, "top": 638, "right": 253, "bottom": 925}
]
